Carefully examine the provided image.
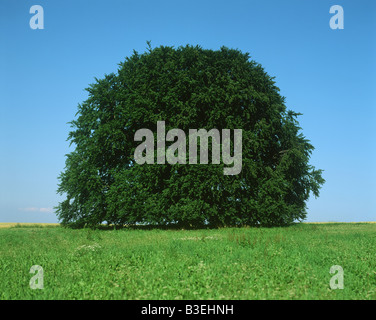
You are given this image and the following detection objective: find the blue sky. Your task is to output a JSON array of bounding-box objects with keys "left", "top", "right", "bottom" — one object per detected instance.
[{"left": 0, "top": 0, "right": 375, "bottom": 223}]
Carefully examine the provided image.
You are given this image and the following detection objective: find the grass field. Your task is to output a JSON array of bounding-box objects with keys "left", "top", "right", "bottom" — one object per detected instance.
[{"left": 0, "top": 222, "right": 375, "bottom": 300}]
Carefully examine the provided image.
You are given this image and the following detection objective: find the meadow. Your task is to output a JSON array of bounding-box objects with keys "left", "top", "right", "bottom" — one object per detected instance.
[{"left": 0, "top": 222, "right": 375, "bottom": 300}]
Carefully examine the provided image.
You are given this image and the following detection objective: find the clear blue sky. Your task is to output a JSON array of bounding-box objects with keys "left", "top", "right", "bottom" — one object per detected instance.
[{"left": 1, "top": 0, "right": 375, "bottom": 223}]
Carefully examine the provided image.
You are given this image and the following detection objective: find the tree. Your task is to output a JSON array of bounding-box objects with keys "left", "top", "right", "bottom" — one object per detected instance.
[{"left": 56, "top": 44, "right": 325, "bottom": 228}]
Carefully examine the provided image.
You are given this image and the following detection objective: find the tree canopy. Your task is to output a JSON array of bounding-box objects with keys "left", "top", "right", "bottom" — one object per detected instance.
[{"left": 56, "top": 44, "right": 325, "bottom": 228}]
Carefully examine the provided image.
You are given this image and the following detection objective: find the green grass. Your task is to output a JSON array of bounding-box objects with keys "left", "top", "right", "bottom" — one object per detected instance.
[{"left": 0, "top": 223, "right": 375, "bottom": 300}]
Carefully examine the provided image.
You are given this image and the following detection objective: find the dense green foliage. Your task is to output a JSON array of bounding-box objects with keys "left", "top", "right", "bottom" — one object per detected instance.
[
  {"left": 56, "top": 44, "right": 324, "bottom": 228},
  {"left": 1, "top": 223, "right": 375, "bottom": 299}
]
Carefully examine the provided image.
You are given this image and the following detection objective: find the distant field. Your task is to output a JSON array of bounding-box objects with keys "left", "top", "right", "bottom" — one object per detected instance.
[
  {"left": 0, "top": 223, "right": 59, "bottom": 229},
  {"left": 0, "top": 222, "right": 375, "bottom": 299}
]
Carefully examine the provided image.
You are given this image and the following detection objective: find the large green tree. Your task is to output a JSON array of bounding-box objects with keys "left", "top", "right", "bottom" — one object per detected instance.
[{"left": 56, "top": 44, "right": 324, "bottom": 228}]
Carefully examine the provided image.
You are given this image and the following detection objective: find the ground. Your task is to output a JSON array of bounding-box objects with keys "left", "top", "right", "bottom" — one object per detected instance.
[{"left": 0, "top": 222, "right": 375, "bottom": 299}]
